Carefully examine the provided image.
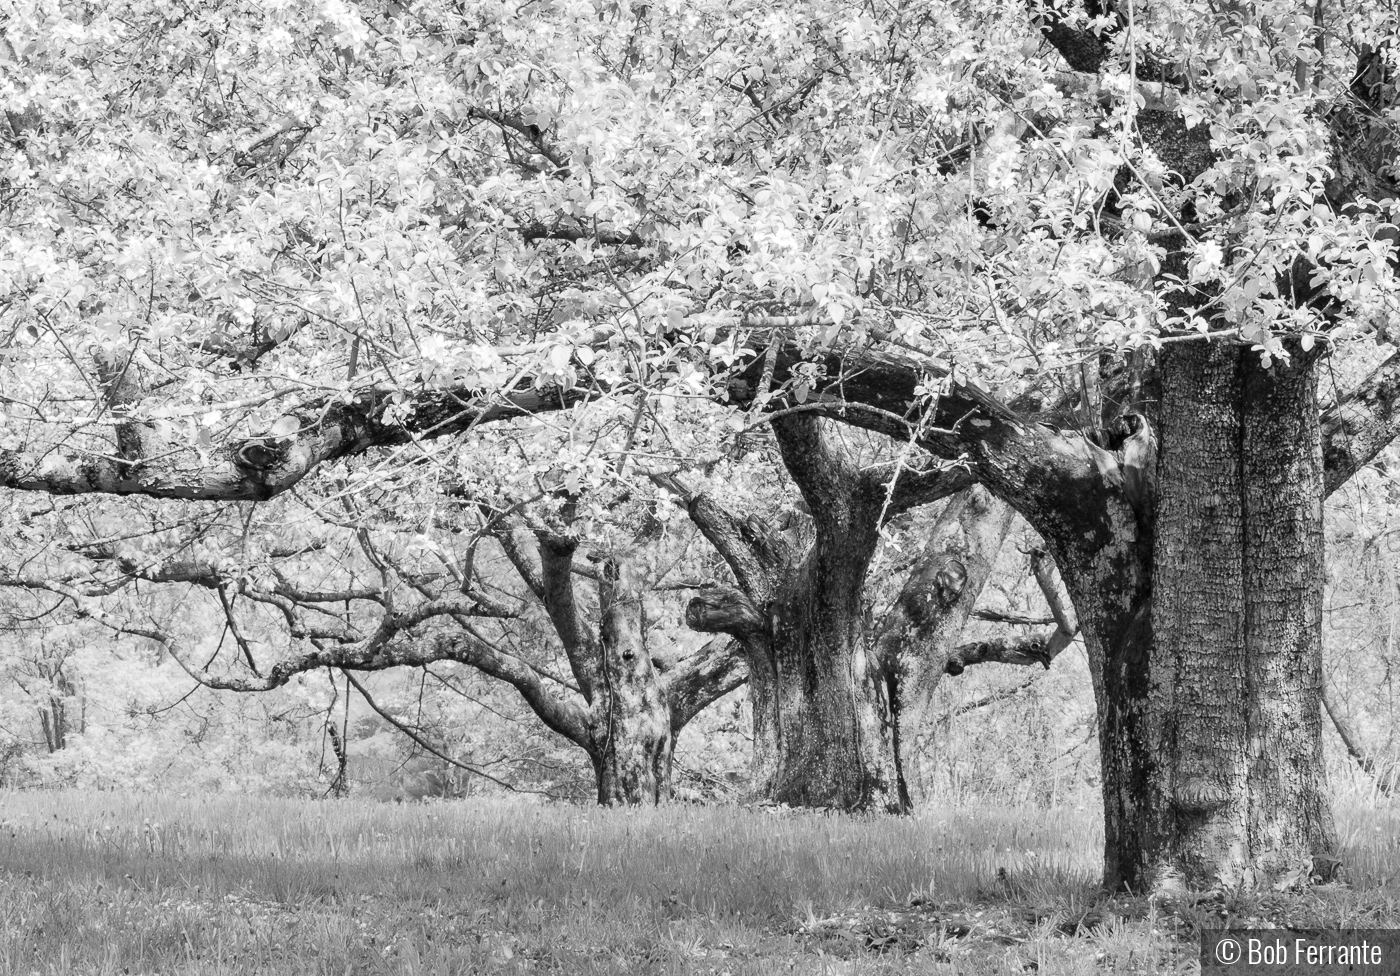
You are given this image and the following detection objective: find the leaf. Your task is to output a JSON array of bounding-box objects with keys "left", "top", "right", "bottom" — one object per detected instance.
[{"left": 269, "top": 416, "right": 300, "bottom": 438}]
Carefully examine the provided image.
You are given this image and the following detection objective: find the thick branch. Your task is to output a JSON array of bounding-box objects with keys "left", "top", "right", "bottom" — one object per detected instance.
[
  {"left": 771, "top": 414, "right": 863, "bottom": 529},
  {"left": 662, "top": 637, "right": 748, "bottom": 732},
  {"left": 684, "top": 586, "right": 766, "bottom": 640},
  {"left": 0, "top": 380, "right": 589, "bottom": 501},
  {"left": 492, "top": 519, "right": 549, "bottom": 601},
  {"left": 0, "top": 562, "right": 591, "bottom": 747},
  {"left": 651, "top": 471, "right": 791, "bottom": 600},
  {"left": 186, "top": 629, "right": 590, "bottom": 747},
  {"left": 944, "top": 627, "right": 1076, "bottom": 674},
  {"left": 1030, "top": 547, "right": 1078, "bottom": 634},
  {"left": 1322, "top": 351, "right": 1400, "bottom": 497},
  {"left": 865, "top": 458, "right": 979, "bottom": 523},
  {"left": 534, "top": 532, "right": 602, "bottom": 701}
]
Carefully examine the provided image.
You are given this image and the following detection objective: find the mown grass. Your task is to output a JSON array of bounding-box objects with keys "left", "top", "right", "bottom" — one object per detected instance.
[{"left": 1, "top": 790, "right": 1396, "bottom": 975}]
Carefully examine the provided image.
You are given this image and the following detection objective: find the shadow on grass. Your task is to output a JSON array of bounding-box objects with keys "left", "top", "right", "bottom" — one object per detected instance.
[{"left": 0, "top": 791, "right": 1394, "bottom": 975}]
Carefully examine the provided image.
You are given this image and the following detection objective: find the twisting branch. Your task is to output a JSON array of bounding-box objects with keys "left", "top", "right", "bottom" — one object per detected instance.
[
  {"left": 649, "top": 471, "right": 791, "bottom": 600},
  {"left": 663, "top": 636, "right": 748, "bottom": 732}
]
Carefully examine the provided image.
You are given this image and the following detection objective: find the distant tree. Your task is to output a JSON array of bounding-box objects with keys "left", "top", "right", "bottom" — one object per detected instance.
[
  {"left": 0, "top": 491, "right": 742, "bottom": 804},
  {"left": 659, "top": 456, "right": 1077, "bottom": 810},
  {"left": 0, "top": 620, "right": 83, "bottom": 755}
]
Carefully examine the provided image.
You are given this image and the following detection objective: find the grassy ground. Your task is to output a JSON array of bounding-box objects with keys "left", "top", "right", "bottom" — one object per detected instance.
[{"left": 1, "top": 791, "right": 1396, "bottom": 975}]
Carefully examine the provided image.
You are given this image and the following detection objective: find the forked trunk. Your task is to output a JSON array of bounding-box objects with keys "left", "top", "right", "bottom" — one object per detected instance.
[{"left": 670, "top": 417, "right": 987, "bottom": 813}]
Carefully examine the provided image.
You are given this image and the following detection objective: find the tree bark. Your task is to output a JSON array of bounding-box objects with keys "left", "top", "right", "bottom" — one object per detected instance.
[
  {"left": 1086, "top": 343, "right": 1339, "bottom": 892},
  {"left": 1145, "top": 340, "right": 1252, "bottom": 890},
  {"left": 761, "top": 417, "right": 905, "bottom": 811},
  {"left": 590, "top": 557, "right": 674, "bottom": 805},
  {"left": 874, "top": 487, "right": 1016, "bottom": 803},
  {"left": 765, "top": 536, "right": 904, "bottom": 812},
  {"left": 1238, "top": 350, "right": 1336, "bottom": 881},
  {"left": 667, "top": 419, "right": 966, "bottom": 813}
]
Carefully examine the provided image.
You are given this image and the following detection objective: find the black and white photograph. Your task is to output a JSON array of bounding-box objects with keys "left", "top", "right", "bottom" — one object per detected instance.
[{"left": 1, "top": 0, "right": 1398, "bottom": 970}]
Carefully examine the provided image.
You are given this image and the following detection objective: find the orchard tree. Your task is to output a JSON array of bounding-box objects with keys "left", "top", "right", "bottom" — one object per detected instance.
[
  {"left": 656, "top": 452, "right": 1073, "bottom": 810},
  {"left": 482, "top": 501, "right": 747, "bottom": 803},
  {"left": 5, "top": 0, "right": 1400, "bottom": 892},
  {"left": 655, "top": 419, "right": 969, "bottom": 812},
  {"left": 0, "top": 492, "right": 744, "bottom": 804}
]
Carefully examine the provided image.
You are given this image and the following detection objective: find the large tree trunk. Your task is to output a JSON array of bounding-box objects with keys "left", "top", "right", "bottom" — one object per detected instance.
[
  {"left": 590, "top": 558, "right": 674, "bottom": 805},
  {"left": 1043, "top": 517, "right": 1154, "bottom": 892},
  {"left": 674, "top": 418, "right": 940, "bottom": 812},
  {"left": 765, "top": 546, "right": 906, "bottom": 812},
  {"left": 1064, "top": 343, "right": 1339, "bottom": 892},
  {"left": 1237, "top": 348, "right": 1335, "bottom": 880}
]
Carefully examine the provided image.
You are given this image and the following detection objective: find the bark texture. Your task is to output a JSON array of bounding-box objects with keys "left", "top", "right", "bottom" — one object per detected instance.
[
  {"left": 873, "top": 486, "right": 1016, "bottom": 803},
  {"left": 665, "top": 419, "right": 974, "bottom": 812},
  {"left": 1132, "top": 344, "right": 1337, "bottom": 891},
  {"left": 758, "top": 416, "right": 905, "bottom": 811},
  {"left": 591, "top": 558, "right": 674, "bottom": 805}
]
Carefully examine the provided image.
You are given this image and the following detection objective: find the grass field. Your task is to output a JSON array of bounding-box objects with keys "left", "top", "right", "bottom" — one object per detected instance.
[{"left": 1, "top": 790, "right": 1396, "bottom": 975}]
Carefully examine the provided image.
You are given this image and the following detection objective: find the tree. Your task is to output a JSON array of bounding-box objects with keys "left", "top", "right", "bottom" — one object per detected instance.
[
  {"left": 485, "top": 505, "right": 747, "bottom": 803},
  {"left": 1, "top": 621, "right": 83, "bottom": 755},
  {"left": 5, "top": 0, "right": 1400, "bottom": 891},
  {"left": 0, "top": 494, "right": 744, "bottom": 805},
  {"left": 655, "top": 419, "right": 971, "bottom": 812},
  {"left": 658, "top": 449, "right": 1075, "bottom": 810}
]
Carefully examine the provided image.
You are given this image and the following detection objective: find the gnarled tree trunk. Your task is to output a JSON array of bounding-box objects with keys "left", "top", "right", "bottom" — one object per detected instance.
[
  {"left": 494, "top": 520, "right": 747, "bottom": 807},
  {"left": 873, "top": 486, "right": 1016, "bottom": 803},
  {"left": 665, "top": 417, "right": 971, "bottom": 812},
  {"left": 765, "top": 522, "right": 902, "bottom": 811},
  {"left": 758, "top": 416, "right": 905, "bottom": 811},
  {"left": 590, "top": 557, "right": 674, "bottom": 805}
]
